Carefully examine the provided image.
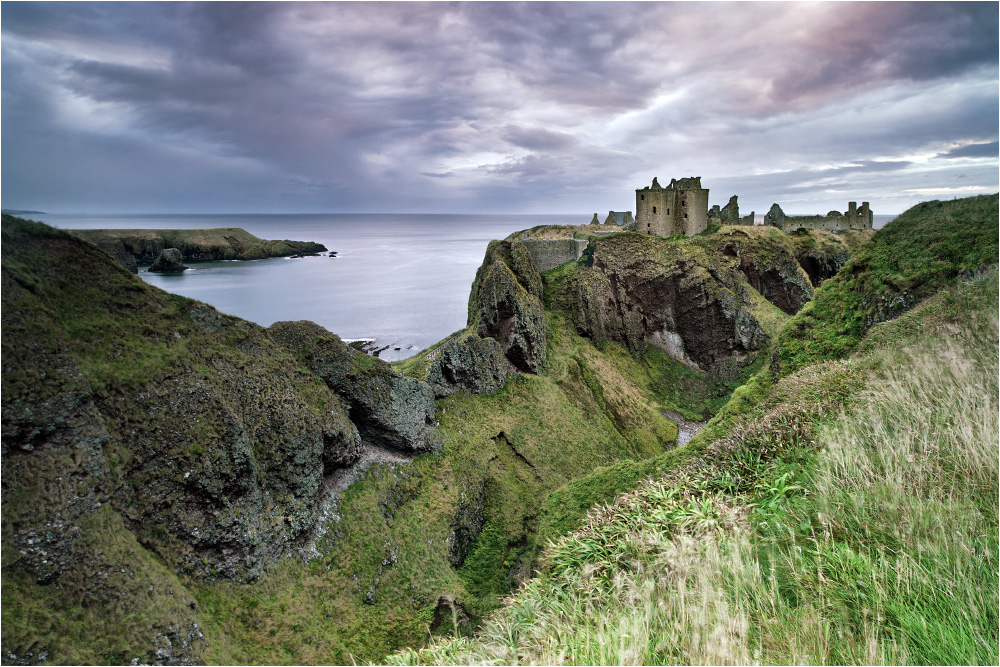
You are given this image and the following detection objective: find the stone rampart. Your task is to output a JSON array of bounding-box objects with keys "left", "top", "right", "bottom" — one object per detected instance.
[{"left": 520, "top": 238, "right": 590, "bottom": 272}]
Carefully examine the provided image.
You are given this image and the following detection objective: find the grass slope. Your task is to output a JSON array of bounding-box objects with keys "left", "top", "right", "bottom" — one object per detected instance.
[{"left": 389, "top": 195, "right": 999, "bottom": 665}]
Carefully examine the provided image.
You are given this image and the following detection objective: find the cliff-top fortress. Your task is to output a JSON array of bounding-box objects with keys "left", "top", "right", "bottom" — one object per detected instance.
[{"left": 591, "top": 176, "right": 873, "bottom": 237}]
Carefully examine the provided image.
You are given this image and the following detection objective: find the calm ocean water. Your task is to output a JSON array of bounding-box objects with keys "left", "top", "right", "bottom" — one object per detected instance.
[
  {"left": 39, "top": 213, "right": 585, "bottom": 361},
  {"left": 38, "top": 212, "right": 895, "bottom": 361}
]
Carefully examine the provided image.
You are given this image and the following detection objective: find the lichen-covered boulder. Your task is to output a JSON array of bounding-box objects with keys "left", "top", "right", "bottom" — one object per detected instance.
[
  {"left": 148, "top": 247, "right": 187, "bottom": 272},
  {"left": 428, "top": 333, "right": 508, "bottom": 398},
  {"left": 268, "top": 320, "right": 439, "bottom": 453},
  {"left": 467, "top": 240, "right": 546, "bottom": 374}
]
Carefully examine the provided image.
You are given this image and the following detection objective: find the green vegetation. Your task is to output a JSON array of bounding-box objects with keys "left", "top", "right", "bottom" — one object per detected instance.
[
  {"left": 70, "top": 226, "right": 325, "bottom": 262},
  {"left": 7, "top": 195, "right": 995, "bottom": 665},
  {"left": 2, "top": 215, "right": 692, "bottom": 664},
  {"left": 389, "top": 218, "right": 999, "bottom": 666},
  {"left": 777, "top": 194, "right": 998, "bottom": 376}
]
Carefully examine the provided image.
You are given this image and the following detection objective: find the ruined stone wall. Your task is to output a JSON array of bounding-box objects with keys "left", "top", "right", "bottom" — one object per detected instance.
[
  {"left": 604, "top": 211, "right": 634, "bottom": 226},
  {"left": 519, "top": 238, "right": 590, "bottom": 272},
  {"left": 765, "top": 202, "right": 873, "bottom": 233}
]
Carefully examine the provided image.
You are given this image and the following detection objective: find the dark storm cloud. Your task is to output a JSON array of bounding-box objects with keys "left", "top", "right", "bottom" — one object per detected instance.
[
  {"left": 938, "top": 141, "right": 1000, "bottom": 159},
  {"left": 2, "top": 2, "right": 997, "bottom": 214}
]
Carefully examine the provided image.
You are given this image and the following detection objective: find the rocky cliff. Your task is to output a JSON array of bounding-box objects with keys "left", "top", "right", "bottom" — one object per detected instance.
[
  {"left": 70, "top": 227, "right": 327, "bottom": 273},
  {"left": 542, "top": 226, "right": 833, "bottom": 378},
  {"left": 1, "top": 216, "right": 434, "bottom": 664},
  {"left": 466, "top": 240, "right": 547, "bottom": 374}
]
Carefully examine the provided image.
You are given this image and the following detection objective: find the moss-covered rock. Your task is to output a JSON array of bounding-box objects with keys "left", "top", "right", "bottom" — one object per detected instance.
[
  {"left": 785, "top": 227, "right": 860, "bottom": 286},
  {"left": 427, "top": 332, "right": 508, "bottom": 398},
  {"left": 467, "top": 241, "right": 547, "bottom": 374},
  {"left": 148, "top": 247, "right": 188, "bottom": 272},
  {"left": 1, "top": 215, "right": 361, "bottom": 614},
  {"left": 268, "top": 320, "right": 439, "bottom": 454},
  {"left": 545, "top": 232, "right": 781, "bottom": 377}
]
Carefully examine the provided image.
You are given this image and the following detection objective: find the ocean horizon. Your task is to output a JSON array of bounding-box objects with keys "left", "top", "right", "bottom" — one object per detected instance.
[
  {"left": 32, "top": 211, "right": 896, "bottom": 361},
  {"left": 36, "top": 213, "right": 589, "bottom": 361}
]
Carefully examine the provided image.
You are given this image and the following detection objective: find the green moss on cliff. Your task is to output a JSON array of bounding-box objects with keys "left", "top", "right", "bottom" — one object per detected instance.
[{"left": 776, "top": 194, "right": 998, "bottom": 376}]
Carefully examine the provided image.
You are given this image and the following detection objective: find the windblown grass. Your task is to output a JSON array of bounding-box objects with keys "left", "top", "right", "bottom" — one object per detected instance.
[{"left": 390, "top": 293, "right": 998, "bottom": 665}]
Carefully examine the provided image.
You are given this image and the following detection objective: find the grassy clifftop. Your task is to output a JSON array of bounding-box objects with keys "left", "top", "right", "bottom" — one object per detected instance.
[
  {"left": 391, "top": 194, "right": 999, "bottom": 666},
  {"left": 69, "top": 225, "right": 327, "bottom": 269},
  {"left": 1, "top": 216, "right": 685, "bottom": 664}
]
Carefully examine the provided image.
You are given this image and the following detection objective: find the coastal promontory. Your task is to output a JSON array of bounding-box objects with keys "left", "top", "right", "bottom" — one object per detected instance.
[{"left": 69, "top": 226, "right": 327, "bottom": 273}]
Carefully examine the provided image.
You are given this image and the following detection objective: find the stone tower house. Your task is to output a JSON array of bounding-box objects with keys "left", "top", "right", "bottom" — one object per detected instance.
[{"left": 635, "top": 176, "right": 710, "bottom": 236}]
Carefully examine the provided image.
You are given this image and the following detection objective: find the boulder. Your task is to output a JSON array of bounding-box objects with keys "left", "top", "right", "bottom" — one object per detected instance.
[
  {"left": 428, "top": 334, "right": 508, "bottom": 398},
  {"left": 268, "top": 320, "right": 439, "bottom": 454},
  {"left": 148, "top": 248, "right": 187, "bottom": 272}
]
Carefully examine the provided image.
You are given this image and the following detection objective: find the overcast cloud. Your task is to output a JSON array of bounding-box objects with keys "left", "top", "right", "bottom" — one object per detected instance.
[{"left": 2, "top": 1, "right": 997, "bottom": 214}]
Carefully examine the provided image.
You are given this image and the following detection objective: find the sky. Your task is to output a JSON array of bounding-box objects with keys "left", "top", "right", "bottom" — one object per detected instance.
[{"left": 2, "top": 1, "right": 998, "bottom": 215}]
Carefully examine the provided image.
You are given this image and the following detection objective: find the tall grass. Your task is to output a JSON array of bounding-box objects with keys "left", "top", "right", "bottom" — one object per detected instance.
[{"left": 390, "top": 311, "right": 998, "bottom": 665}]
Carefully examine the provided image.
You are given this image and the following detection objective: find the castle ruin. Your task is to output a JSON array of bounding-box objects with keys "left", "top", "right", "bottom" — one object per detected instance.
[
  {"left": 708, "top": 195, "right": 755, "bottom": 226},
  {"left": 764, "top": 201, "right": 873, "bottom": 233},
  {"left": 635, "top": 177, "right": 709, "bottom": 236}
]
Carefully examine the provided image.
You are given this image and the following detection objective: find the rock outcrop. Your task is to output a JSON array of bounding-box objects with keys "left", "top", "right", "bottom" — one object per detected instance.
[
  {"left": 268, "top": 320, "right": 439, "bottom": 454},
  {"left": 1, "top": 217, "right": 366, "bottom": 595},
  {"left": 427, "top": 333, "right": 508, "bottom": 398},
  {"left": 467, "top": 240, "right": 547, "bottom": 374},
  {"left": 553, "top": 233, "right": 769, "bottom": 375},
  {"left": 148, "top": 247, "right": 188, "bottom": 272},
  {"left": 786, "top": 229, "right": 854, "bottom": 286},
  {"left": 713, "top": 231, "right": 814, "bottom": 314}
]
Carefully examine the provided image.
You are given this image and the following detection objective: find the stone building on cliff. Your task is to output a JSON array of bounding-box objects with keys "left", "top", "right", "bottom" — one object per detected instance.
[
  {"left": 708, "top": 195, "right": 755, "bottom": 226},
  {"left": 764, "top": 201, "right": 873, "bottom": 233},
  {"left": 635, "top": 176, "right": 709, "bottom": 236}
]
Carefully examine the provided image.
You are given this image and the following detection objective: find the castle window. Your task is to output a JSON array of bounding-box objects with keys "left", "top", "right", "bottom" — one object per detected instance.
[
  {"left": 640, "top": 194, "right": 645, "bottom": 201},
  {"left": 684, "top": 214, "right": 688, "bottom": 218},
  {"left": 652, "top": 206, "right": 656, "bottom": 214},
  {"left": 666, "top": 208, "right": 670, "bottom": 214}
]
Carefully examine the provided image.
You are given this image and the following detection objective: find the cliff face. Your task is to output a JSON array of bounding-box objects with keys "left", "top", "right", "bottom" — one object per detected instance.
[
  {"left": 1, "top": 214, "right": 866, "bottom": 665},
  {"left": 70, "top": 226, "right": 327, "bottom": 273},
  {"left": 543, "top": 226, "right": 827, "bottom": 377},
  {"left": 466, "top": 240, "right": 547, "bottom": 374},
  {"left": 2, "top": 219, "right": 365, "bottom": 581}
]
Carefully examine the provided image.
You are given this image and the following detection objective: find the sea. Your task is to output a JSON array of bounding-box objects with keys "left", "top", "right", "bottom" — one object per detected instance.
[
  {"left": 37, "top": 212, "right": 897, "bottom": 362},
  {"left": 38, "top": 213, "right": 585, "bottom": 361}
]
